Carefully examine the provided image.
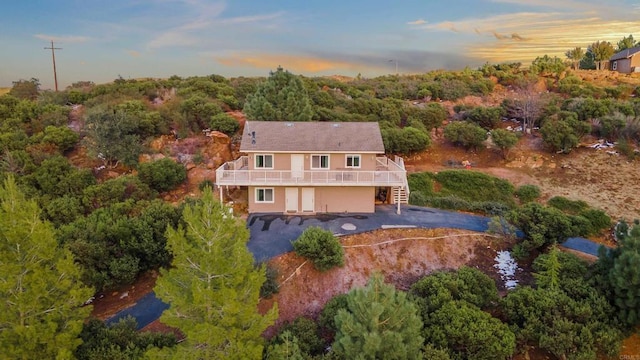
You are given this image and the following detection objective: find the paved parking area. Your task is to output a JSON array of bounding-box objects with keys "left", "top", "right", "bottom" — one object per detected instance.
[
  {"left": 247, "top": 205, "right": 491, "bottom": 262},
  {"left": 107, "top": 204, "right": 608, "bottom": 329}
]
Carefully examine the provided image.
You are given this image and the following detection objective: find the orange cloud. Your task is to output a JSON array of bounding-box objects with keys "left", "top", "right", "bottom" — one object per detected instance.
[
  {"left": 126, "top": 49, "right": 141, "bottom": 58},
  {"left": 415, "top": 11, "right": 640, "bottom": 64},
  {"left": 407, "top": 19, "right": 427, "bottom": 25},
  {"left": 215, "top": 52, "right": 362, "bottom": 73}
]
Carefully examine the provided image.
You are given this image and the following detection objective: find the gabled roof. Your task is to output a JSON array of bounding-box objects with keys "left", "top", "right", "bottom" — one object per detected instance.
[
  {"left": 610, "top": 46, "right": 640, "bottom": 61},
  {"left": 240, "top": 121, "right": 385, "bottom": 153}
]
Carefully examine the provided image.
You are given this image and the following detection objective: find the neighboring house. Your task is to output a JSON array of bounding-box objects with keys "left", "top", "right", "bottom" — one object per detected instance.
[
  {"left": 215, "top": 121, "right": 409, "bottom": 214},
  {"left": 609, "top": 46, "right": 640, "bottom": 73}
]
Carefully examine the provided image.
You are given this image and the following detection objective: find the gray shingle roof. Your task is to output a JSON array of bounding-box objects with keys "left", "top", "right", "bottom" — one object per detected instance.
[
  {"left": 610, "top": 46, "right": 640, "bottom": 61},
  {"left": 240, "top": 121, "right": 385, "bottom": 153}
]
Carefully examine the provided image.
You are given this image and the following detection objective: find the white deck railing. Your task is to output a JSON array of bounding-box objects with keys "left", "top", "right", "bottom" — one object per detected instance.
[{"left": 216, "top": 156, "right": 407, "bottom": 187}]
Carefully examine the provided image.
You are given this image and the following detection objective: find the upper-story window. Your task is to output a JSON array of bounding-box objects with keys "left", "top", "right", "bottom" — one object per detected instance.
[
  {"left": 255, "top": 154, "right": 273, "bottom": 169},
  {"left": 346, "top": 154, "right": 361, "bottom": 168},
  {"left": 311, "top": 154, "right": 329, "bottom": 169}
]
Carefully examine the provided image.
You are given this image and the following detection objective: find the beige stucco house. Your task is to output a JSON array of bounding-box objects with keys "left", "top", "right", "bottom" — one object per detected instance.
[
  {"left": 610, "top": 46, "right": 640, "bottom": 73},
  {"left": 215, "top": 121, "right": 409, "bottom": 214}
]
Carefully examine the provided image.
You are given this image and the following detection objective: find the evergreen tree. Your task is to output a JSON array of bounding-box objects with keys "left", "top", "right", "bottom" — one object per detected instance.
[
  {"left": 609, "top": 228, "right": 640, "bottom": 327},
  {"left": 490, "top": 129, "right": 518, "bottom": 159},
  {"left": 501, "top": 286, "right": 622, "bottom": 359},
  {"left": 75, "top": 317, "right": 176, "bottom": 359},
  {"left": 533, "top": 244, "right": 561, "bottom": 290},
  {"left": 265, "top": 331, "right": 305, "bottom": 360},
  {"left": 617, "top": 34, "right": 637, "bottom": 51},
  {"left": 148, "top": 187, "right": 277, "bottom": 359},
  {"left": 0, "top": 176, "right": 93, "bottom": 358},
  {"left": 243, "top": 67, "right": 314, "bottom": 121},
  {"left": 424, "top": 301, "right": 515, "bottom": 360},
  {"left": 332, "top": 273, "right": 424, "bottom": 359},
  {"left": 410, "top": 266, "right": 499, "bottom": 316},
  {"left": 83, "top": 107, "right": 142, "bottom": 167}
]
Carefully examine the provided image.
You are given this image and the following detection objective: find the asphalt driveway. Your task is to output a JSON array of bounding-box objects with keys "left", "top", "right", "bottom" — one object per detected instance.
[
  {"left": 247, "top": 205, "right": 491, "bottom": 262},
  {"left": 106, "top": 204, "right": 607, "bottom": 329}
]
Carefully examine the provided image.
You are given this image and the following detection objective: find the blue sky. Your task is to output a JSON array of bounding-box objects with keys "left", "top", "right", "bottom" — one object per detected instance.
[{"left": 1, "top": 0, "right": 639, "bottom": 89}]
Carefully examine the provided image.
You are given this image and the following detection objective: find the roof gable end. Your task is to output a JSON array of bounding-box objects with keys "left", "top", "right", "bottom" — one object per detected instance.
[{"left": 610, "top": 46, "right": 640, "bottom": 61}]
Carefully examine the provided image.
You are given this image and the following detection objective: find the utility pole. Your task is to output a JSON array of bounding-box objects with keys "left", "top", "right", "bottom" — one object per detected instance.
[
  {"left": 388, "top": 59, "right": 398, "bottom": 75},
  {"left": 44, "top": 40, "right": 62, "bottom": 91}
]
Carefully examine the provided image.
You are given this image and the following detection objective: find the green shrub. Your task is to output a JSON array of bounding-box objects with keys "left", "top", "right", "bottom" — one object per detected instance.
[
  {"left": 569, "top": 215, "right": 592, "bottom": 237},
  {"left": 443, "top": 121, "right": 488, "bottom": 150},
  {"left": 617, "top": 138, "right": 639, "bottom": 160},
  {"left": 578, "top": 208, "right": 611, "bottom": 235},
  {"left": 208, "top": 113, "right": 239, "bottom": 136},
  {"left": 408, "top": 191, "right": 429, "bottom": 206},
  {"left": 407, "top": 172, "right": 435, "bottom": 197},
  {"left": 198, "top": 179, "right": 215, "bottom": 192},
  {"left": 293, "top": 227, "right": 344, "bottom": 272},
  {"left": 422, "top": 344, "right": 452, "bottom": 360},
  {"left": 510, "top": 243, "right": 529, "bottom": 261},
  {"left": 515, "top": 184, "right": 541, "bottom": 204},
  {"left": 540, "top": 117, "right": 590, "bottom": 154},
  {"left": 137, "top": 158, "right": 187, "bottom": 192},
  {"left": 38, "top": 125, "right": 80, "bottom": 152},
  {"left": 274, "top": 317, "right": 325, "bottom": 356},
  {"left": 76, "top": 317, "right": 176, "bottom": 360},
  {"left": 440, "top": 79, "right": 471, "bottom": 100},
  {"left": 464, "top": 106, "right": 504, "bottom": 130},
  {"left": 507, "top": 203, "right": 576, "bottom": 252},
  {"left": 547, "top": 196, "right": 589, "bottom": 215},
  {"left": 426, "top": 195, "right": 472, "bottom": 211},
  {"left": 407, "top": 170, "right": 516, "bottom": 213},
  {"left": 433, "top": 170, "right": 515, "bottom": 205},
  {"left": 410, "top": 266, "right": 499, "bottom": 313},
  {"left": 470, "top": 201, "right": 511, "bottom": 216},
  {"left": 382, "top": 126, "right": 430, "bottom": 154},
  {"left": 319, "top": 293, "right": 349, "bottom": 332},
  {"left": 260, "top": 263, "right": 279, "bottom": 299},
  {"left": 490, "top": 129, "right": 519, "bottom": 159}
]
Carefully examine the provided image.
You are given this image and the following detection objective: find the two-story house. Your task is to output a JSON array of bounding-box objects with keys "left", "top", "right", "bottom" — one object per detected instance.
[{"left": 215, "top": 121, "right": 409, "bottom": 214}]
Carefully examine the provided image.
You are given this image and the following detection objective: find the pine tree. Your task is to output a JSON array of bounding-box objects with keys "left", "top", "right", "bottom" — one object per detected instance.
[
  {"left": 609, "top": 229, "right": 640, "bottom": 327},
  {"left": 0, "top": 176, "right": 93, "bottom": 358},
  {"left": 425, "top": 301, "right": 515, "bottom": 360},
  {"left": 533, "top": 244, "right": 561, "bottom": 290},
  {"left": 332, "top": 273, "right": 424, "bottom": 359},
  {"left": 243, "top": 67, "right": 314, "bottom": 121},
  {"left": 149, "top": 187, "right": 277, "bottom": 359},
  {"left": 265, "top": 331, "right": 304, "bottom": 360}
]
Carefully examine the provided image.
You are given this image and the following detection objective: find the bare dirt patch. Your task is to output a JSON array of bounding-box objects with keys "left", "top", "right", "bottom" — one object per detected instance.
[{"left": 258, "top": 228, "right": 515, "bottom": 335}]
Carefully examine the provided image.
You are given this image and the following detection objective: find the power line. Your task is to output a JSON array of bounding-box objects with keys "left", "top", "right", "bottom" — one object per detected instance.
[{"left": 44, "top": 40, "right": 62, "bottom": 91}]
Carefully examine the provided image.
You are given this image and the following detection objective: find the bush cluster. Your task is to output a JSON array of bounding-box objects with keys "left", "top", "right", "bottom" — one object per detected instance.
[
  {"left": 137, "top": 158, "right": 187, "bottom": 192},
  {"left": 292, "top": 227, "right": 344, "bottom": 272},
  {"left": 515, "top": 184, "right": 541, "bottom": 204},
  {"left": 408, "top": 170, "right": 516, "bottom": 215}
]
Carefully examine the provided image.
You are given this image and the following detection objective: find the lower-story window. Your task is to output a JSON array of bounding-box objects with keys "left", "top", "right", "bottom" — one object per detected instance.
[{"left": 256, "top": 188, "right": 274, "bottom": 203}]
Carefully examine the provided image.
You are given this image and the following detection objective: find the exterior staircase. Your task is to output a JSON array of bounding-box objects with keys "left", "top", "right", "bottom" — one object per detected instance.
[{"left": 391, "top": 186, "right": 409, "bottom": 204}]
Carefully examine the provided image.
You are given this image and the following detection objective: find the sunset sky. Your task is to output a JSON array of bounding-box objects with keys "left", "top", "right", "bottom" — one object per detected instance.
[{"left": 1, "top": 0, "right": 639, "bottom": 89}]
